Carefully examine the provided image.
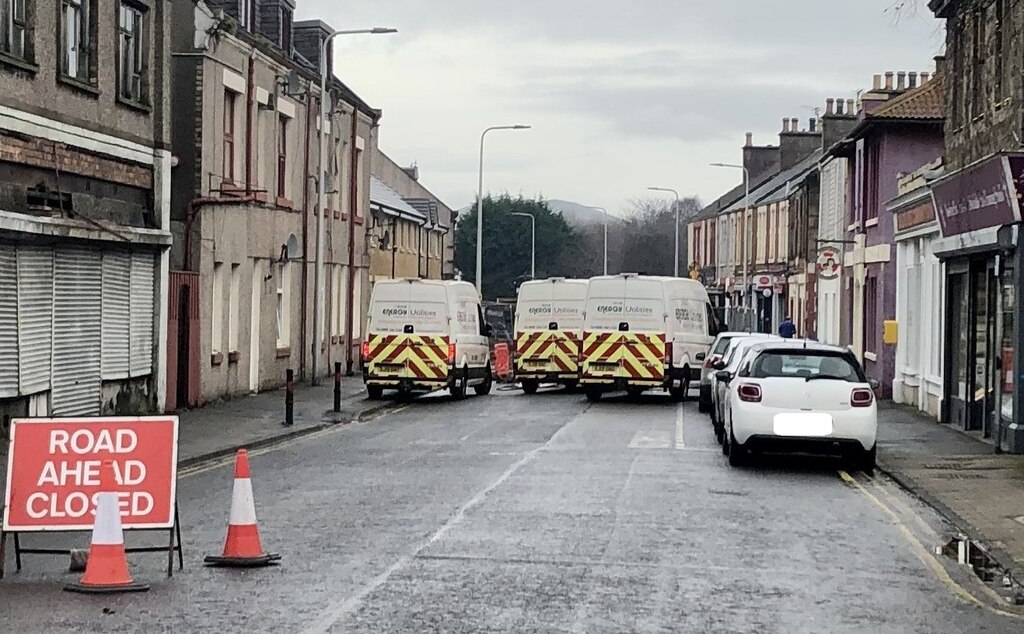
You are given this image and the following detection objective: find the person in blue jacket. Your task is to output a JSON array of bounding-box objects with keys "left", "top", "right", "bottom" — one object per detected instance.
[{"left": 778, "top": 315, "right": 796, "bottom": 339}]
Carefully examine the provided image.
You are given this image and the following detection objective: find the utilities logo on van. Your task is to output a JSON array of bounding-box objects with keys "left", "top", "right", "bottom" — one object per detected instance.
[
  {"left": 528, "top": 305, "right": 580, "bottom": 315},
  {"left": 597, "top": 304, "right": 653, "bottom": 315},
  {"left": 382, "top": 307, "right": 438, "bottom": 318}
]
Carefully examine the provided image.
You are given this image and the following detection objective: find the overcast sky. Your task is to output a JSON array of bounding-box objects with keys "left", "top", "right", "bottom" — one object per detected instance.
[{"left": 299, "top": 1, "right": 945, "bottom": 216}]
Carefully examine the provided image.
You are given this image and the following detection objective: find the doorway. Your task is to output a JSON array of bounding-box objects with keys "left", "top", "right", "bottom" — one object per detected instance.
[
  {"left": 175, "top": 284, "right": 191, "bottom": 408},
  {"left": 945, "top": 258, "right": 997, "bottom": 434}
]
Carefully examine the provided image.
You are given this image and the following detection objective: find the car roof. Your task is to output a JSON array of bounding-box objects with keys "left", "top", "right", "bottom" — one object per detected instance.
[{"left": 747, "top": 340, "right": 850, "bottom": 354}]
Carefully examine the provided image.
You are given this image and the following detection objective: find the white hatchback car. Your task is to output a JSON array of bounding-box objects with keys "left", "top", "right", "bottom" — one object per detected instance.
[{"left": 719, "top": 341, "right": 878, "bottom": 471}]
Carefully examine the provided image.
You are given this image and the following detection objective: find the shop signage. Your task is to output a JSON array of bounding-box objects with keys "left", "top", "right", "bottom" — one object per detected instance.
[
  {"left": 931, "top": 154, "right": 1023, "bottom": 237},
  {"left": 816, "top": 247, "right": 842, "bottom": 280},
  {"left": 755, "top": 275, "right": 773, "bottom": 289},
  {"left": 896, "top": 201, "right": 936, "bottom": 232}
]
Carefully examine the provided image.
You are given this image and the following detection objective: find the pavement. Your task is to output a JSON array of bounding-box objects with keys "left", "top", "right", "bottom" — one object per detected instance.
[
  {"left": 876, "top": 402, "right": 1024, "bottom": 582},
  {"left": 2, "top": 389, "right": 1022, "bottom": 632}
]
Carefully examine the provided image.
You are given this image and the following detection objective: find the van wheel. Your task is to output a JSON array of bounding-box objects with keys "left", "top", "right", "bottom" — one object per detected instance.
[
  {"left": 521, "top": 380, "right": 539, "bottom": 395},
  {"left": 627, "top": 387, "right": 645, "bottom": 400},
  {"left": 366, "top": 385, "right": 384, "bottom": 400},
  {"left": 474, "top": 367, "right": 493, "bottom": 396},
  {"left": 450, "top": 368, "right": 468, "bottom": 400},
  {"left": 563, "top": 380, "right": 578, "bottom": 393},
  {"left": 585, "top": 389, "right": 602, "bottom": 403},
  {"left": 670, "top": 371, "right": 691, "bottom": 402}
]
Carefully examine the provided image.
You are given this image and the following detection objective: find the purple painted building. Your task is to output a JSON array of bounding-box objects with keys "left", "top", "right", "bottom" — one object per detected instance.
[{"left": 827, "top": 70, "right": 945, "bottom": 398}]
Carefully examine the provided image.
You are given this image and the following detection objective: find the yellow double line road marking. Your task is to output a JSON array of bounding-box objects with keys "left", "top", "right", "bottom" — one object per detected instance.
[{"left": 838, "top": 469, "right": 1023, "bottom": 621}]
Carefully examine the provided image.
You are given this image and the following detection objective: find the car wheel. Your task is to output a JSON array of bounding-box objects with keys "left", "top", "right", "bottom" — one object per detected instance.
[
  {"left": 697, "top": 393, "right": 710, "bottom": 413},
  {"left": 859, "top": 445, "right": 877, "bottom": 475},
  {"left": 366, "top": 385, "right": 384, "bottom": 400},
  {"left": 521, "top": 380, "right": 539, "bottom": 395},
  {"left": 585, "top": 389, "right": 602, "bottom": 403},
  {"left": 728, "top": 430, "right": 747, "bottom": 467},
  {"left": 450, "top": 368, "right": 468, "bottom": 400},
  {"left": 474, "top": 367, "right": 493, "bottom": 396}
]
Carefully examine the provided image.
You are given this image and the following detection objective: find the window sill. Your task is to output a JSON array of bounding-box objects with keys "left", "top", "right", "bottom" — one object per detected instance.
[
  {"left": 334, "top": 210, "right": 341, "bottom": 220},
  {"left": 864, "top": 351, "right": 877, "bottom": 362},
  {"left": 276, "top": 346, "right": 291, "bottom": 359},
  {"left": 58, "top": 74, "right": 100, "bottom": 97},
  {"left": 865, "top": 218, "right": 879, "bottom": 228},
  {"left": 276, "top": 196, "right": 294, "bottom": 210},
  {"left": 0, "top": 52, "right": 38, "bottom": 75},
  {"left": 211, "top": 351, "right": 224, "bottom": 366},
  {"left": 228, "top": 350, "right": 240, "bottom": 364},
  {"left": 116, "top": 94, "right": 151, "bottom": 113},
  {"left": 254, "top": 192, "right": 269, "bottom": 203},
  {"left": 353, "top": 214, "right": 364, "bottom": 225}
]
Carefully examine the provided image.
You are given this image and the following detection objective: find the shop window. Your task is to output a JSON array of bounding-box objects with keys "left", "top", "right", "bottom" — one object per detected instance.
[
  {"left": 863, "top": 275, "right": 878, "bottom": 355},
  {"left": 1000, "top": 263, "right": 1014, "bottom": 425}
]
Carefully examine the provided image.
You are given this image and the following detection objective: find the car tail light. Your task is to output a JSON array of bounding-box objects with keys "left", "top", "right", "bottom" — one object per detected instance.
[
  {"left": 664, "top": 341, "right": 673, "bottom": 364},
  {"left": 851, "top": 387, "right": 874, "bottom": 407},
  {"left": 738, "top": 383, "right": 762, "bottom": 403},
  {"left": 447, "top": 343, "right": 456, "bottom": 364},
  {"left": 361, "top": 341, "right": 370, "bottom": 361}
]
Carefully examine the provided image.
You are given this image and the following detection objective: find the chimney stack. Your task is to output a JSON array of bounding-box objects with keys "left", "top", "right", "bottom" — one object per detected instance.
[
  {"left": 908, "top": 72, "right": 918, "bottom": 89},
  {"left": 826, "top": 98, "right": 835, "bottom": 115},
  {"left": 897, "top": 71, "right": 906, "bottom": 90},
  {"left": 885, "top": 71, "right": 895, "bottom": 90},
  {"left": 809, "top": 118, "right": 817, "bottom": 133},
  {"left": 745, "top": 132, "right": 753, "bottom": 146},
  {"left": 782, "top": 118, "right": 790, "bottom": 133},
  {"left": 920, "top": 71, "right": 930, "bottom": 84},
  {"left": 873, "top": 74, "right": 882, "bottom": 90}
]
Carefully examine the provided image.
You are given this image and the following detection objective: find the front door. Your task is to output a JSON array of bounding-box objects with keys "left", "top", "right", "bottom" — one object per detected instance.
[
  {"left": 946, "top": 267, "right": 969, "bottom": 429},
  {"left": 945, "top": 259, "right": 998, "bottom": 432}
]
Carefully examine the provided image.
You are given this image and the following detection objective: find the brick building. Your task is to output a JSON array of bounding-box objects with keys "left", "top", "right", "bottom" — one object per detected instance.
[
  {"left": 167, "top": 0, "right": 379, "bottom": 408},
  {"left": 0, "top": 0, "right": 172, "bottom": 420}
]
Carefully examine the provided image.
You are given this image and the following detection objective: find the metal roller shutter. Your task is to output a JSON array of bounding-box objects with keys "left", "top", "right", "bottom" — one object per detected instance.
[
  {"left": 130, "top": 251, "right": 155, "bottom": 377},
  {"left": 52, "top": 248, "right": 102, "bottom": 415},
  {"left": 101, "top": 251, "right": 131, "bottom": 380},
  {"left": 17, "top": 246, "right": 53, "bottom": 395},
  {"left": 0, "top": 245, "right": 17, "bottom": 397}
]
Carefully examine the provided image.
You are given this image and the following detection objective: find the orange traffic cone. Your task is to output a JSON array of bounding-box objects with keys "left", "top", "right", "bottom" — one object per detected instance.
[
  {"left": 64, "top": 461, "right": 149, "bottom": 594},
  {"left": 204, "top": 449, "right": 280, "bottom": 567}
]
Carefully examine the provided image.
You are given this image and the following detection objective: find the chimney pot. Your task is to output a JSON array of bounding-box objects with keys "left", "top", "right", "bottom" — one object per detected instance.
[
  {"left": 873, "top": 74, "right": 882, "bottom": 90},
  {"left": 847, "top": 99, "right": 855, "bottom": 115},
  {"left": 908, "top": 72, "right": 918, "bottom": 88},
  {"left": 809, "top": 118, "right": 817, "bottom": 132},
  {"left": 782, "top": 118, "right": 790, "bottom": 133},
  {"left": 897, "top": 71, "right": 906, "bottom": 90},
  {"left": 826, "top": 98, "right": 835, "bottom": 115},
  {"left": 745, "top": 132, "right": 753, "bottom": 147},
  {"left": 836, "top": 99, "right": 845, "bottom": 116},
  {"left": 920, "top": 71, "right": 930, "bottom": 84},
  {"left": 885, "top": 71, "right": 895, "bottom": 90},
  {"left": 791, "top": 117, "right": 800, "bottom": 132}
]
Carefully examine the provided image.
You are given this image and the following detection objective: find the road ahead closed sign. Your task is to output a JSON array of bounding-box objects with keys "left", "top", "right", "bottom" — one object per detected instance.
[{"left": 3, "top": 417, "right": 178, "bottom": 531}]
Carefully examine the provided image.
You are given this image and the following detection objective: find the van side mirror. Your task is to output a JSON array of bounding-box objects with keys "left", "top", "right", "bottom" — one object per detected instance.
[
  {"left": 715, "top": 370, "right": 732, "bottom": 383},
  {"left": 695, "top": 352, "right": 706, "bottom": 362},
  {"left": 713, "top": 360, "right": 727, "bottom": 371}
]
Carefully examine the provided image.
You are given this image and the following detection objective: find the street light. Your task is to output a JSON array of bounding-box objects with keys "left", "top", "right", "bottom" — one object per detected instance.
[
  {"left": 313, "top": 26, "right": 397, "bottom": 384},
  {"left": 648, "top": 187, "right": 681, "bottom": 277},
  {"left": 510, "top": 211, "right": 536, "bottom": 279},
  {"left": 592, "top": 206, "right": 609, "bottom": 275},
  {"left": 710, "top": 162, "right": 751, "bottom": 330},
  {"left": 476, "top": 124, "right": 531, "bottom": 296}
]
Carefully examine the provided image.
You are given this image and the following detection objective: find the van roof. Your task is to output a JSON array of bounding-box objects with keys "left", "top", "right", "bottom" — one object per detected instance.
[{"left": 520, "top": 278, "right": 588, "bottom": 286}]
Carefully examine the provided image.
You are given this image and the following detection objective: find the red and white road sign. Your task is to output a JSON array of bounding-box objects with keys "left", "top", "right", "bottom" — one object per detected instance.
[{"left": 3, "top": 417, "right": 178, "bottom": 531}]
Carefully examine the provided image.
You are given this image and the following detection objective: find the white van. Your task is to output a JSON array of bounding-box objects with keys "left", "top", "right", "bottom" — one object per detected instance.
[
  {"left": 362, "top": 279, "right": 492, "bottom": 399},
  {"left": 580, "top": 274, "right": 719, "bottom": 401},
  {"left": 513, "top": 278, "right": 588, "bottom": 393}
]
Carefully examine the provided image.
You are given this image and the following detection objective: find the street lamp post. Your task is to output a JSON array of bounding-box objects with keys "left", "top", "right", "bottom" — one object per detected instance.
[
  {"left": 476, "top": 124, "right": 531, "bottom": 296},
  {"left": 313, "top": 26, "right": 397, "bottom": 385},
  {"left": 648, "top": 187, "right": 681, "bottom": 277},
  {"left": 710, "top": 163, "right": 751, "bottom": 330},
  {"left": 592, "top": 206, "right": 609, "bottom": 275},
  {"left": 511, "top": 212, "right": 536, "bottom": 279}
]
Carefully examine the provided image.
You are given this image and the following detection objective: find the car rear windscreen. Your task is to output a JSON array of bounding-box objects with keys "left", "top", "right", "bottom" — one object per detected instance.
[
  {"left": 369, "top": 301, "right": 448, "bottom": 334},
  {"left": 748, "top": 351, "right": 864, "bottom": 381},
  {"left": 712, "top": 336, "right": 735, "bottom": 355}
]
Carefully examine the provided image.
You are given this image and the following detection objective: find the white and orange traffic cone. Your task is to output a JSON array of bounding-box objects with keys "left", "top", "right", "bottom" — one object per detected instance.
[
  {"left": 204, "top": 449, "right": 280, "bottom": 567},
  {"left": 64, "top": 461, "right": 149, "bottom": 594}
]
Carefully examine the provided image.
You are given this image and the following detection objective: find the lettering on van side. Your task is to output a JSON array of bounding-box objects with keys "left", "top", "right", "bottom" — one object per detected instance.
[{"left": 382, "top": 307, "right": 439, "bottom": 318}]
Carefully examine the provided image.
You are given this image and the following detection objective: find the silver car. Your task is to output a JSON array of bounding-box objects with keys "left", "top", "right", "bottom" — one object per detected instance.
[
  {"left": 709, "top": 334, "right": 780, "bottom": 441},
  {"left": 698, "top": 332, "right": 751, "bottom": 413}
]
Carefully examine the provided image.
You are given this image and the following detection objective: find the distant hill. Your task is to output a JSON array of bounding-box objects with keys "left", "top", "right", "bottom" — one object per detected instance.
[{"left": 545, "top": 200, "right": 623, "bottom": 227}]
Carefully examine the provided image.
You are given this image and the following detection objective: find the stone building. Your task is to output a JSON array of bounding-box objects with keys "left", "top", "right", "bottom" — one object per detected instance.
[{"left": 0, "top": 0, "right": 172, "bottom": 419}]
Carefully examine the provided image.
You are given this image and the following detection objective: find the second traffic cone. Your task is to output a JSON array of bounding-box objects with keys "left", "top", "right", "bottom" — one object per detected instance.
[
  {"left": 205, "top": 449, "right": 280, "bottom": 567},
  {"left": 64, "top": 461, "right": 149, "bottom": 594}
]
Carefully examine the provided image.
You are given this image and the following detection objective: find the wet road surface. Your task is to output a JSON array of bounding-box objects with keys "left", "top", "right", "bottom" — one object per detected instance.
[{"left": 2, "top": 389, "right": 1022, "bottom": 632}]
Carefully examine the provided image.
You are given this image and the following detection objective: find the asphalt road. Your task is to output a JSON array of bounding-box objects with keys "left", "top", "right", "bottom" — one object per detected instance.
[{"left": 2, "top": 388, "right": 1022, "bottom": 633}]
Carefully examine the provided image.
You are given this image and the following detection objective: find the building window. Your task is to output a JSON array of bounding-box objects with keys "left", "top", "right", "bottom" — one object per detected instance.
[
  {"left": 228, "top": 263, "right": 240, "bottom": 353},
  {"left": 277, "top": 115, "right": 288, "bottom": 199},
  {"left": 864, "top": 141, "right": 880, "bottom": 221},
  {"left": 952, "top": 20, "right": 964, "bottom": 127},
  {"left": 276, "top": 262, "right": 290, "bottom": 348},
  {"left": 0, "top": 0, "right": 27, "bottom": 60},
  {"left": 223, "top": 90, "right": 237, "bottom": 183},
  {"left": 61, "top": 0, "right": 94, "bottom": 82},
  {"left": 238, "top": 0, "right": 255, "bottom": 30},
  {"left": 211, "top": 262, "right": 224, "bottom": 356},
  {"left": 990, "top": 0, "right": 1004, "bottom": 102},
  {"left": 864, "top": 275, "right": 878, "bottom": 355},
  {"left": 352, "top": 273, "right": 362, "bottom": 339},
  {"left": 118, "top": 1, "right": 146, "bottom": 103},
  {"left": 354, "top": 147, "right": 364, "bottom": 219},
  {"left": 280, "top": 6, "right": 292, "bottom": 52},
  {"left": 331, "top": 264, "right": 345, "bottom": 337},
  {"left": 693, "top": 226, "right": 702, "bottom": 266},
  {"left": 971, "top": 10, "right": 986, "bottom": 117}
]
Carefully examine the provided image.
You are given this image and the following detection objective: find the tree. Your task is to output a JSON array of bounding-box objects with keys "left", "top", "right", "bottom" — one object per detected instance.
[
  {"left": 454, "top": 195, "right": 581, "bottom": 300},
  {"left": 617, "top": 197, "right": 702, "bottom": 276}
]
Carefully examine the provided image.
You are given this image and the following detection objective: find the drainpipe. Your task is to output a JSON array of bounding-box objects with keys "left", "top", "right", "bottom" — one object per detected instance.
[
  {"left": 345, "top": 113, "right": 359, "bottom": 375},
  {"left": 244, "top": 49, "right": 256, "bottom": 192},
  {"left": 391, "top": 217, "right": 397, "bottom": 278},
  {"left": 299, "top": 91, "right": 315, "bottom": 381}
]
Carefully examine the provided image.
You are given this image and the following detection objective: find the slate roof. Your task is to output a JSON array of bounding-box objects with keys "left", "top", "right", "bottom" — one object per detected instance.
[
  {"left": 370, "top": 176, "right": 426, "bottom": 222},
  {"left": 722, "top": 149, "right": 822, "bottom": 212}
]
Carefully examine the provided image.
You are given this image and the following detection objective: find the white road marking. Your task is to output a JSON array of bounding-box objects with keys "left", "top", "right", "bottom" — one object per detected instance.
[
  {"left": 675, "top": 404, "right": 685, "bottom": 449},
  {"left": 628, "top": 430, "right": 673, "bottom": 449}
]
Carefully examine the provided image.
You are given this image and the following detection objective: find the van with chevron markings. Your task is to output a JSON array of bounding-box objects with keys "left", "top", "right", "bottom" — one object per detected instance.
[
  {"left": 580, "top": 274, "right": 720, "bottom": 402},
  {"left": 362, "top": 279, "right": 493, "bottom": 400},
  {"left": 513, "top": 278, "right": 589, "bottom": 394}
]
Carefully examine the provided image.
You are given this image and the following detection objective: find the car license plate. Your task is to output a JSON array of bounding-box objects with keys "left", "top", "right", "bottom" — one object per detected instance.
[
  {"left": 377, "top": 363, "right": 404, "bottom": 375},
  {"left": 773, "top": 413, "right": 834, "bottom": 437},
  {"left": 590, "top": 362, "right": 618, "bottom": 373},
  {"left": 525, "top": 360, "right": 547, "bottom": 368}
]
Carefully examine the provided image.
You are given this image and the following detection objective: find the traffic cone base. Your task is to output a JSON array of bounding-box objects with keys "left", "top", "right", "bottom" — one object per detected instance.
[{"left": 205, "top": 449, "right": 280, "bottom": 568}]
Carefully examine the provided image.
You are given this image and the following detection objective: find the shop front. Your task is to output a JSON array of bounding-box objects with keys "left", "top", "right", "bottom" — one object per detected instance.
[{"left": 930, "top": 153, "right": 1024, "bottom": 452}]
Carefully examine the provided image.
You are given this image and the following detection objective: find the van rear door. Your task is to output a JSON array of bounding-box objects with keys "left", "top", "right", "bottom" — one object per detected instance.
[
  {"left": 366, "top": 283, "right": 450, "bottom": 381},
  {"left": 582, "top": 277, "right": 666, "bottom": 382}
]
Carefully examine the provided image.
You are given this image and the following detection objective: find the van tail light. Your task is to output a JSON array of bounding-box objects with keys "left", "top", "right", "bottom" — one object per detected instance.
[
  {"left": 361, "top": 341, "right": 370, "bottom": 361},
  {"left": 447, "top": 343, "right": 456, "bottom": 364},
  {"left": 664, "top": 341, "right": 673, "bottom": 365},
  {"left": 851, "top": 387, "right": 874, "bottom": 407},
  {"left": 738, "top": 383, "right": 762, "bottom": 403}
]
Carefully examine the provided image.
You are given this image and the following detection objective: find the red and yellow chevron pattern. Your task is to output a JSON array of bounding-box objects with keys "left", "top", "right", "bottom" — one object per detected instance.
[
  {"left": 364, "top": 334, "right": 449, "bottom": 381},
  {"left": 515, "top": 330, "right": 580, "bottom": 376},
  {"left": 580, "top": 331, "right": 666, "bottom": 382}
]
